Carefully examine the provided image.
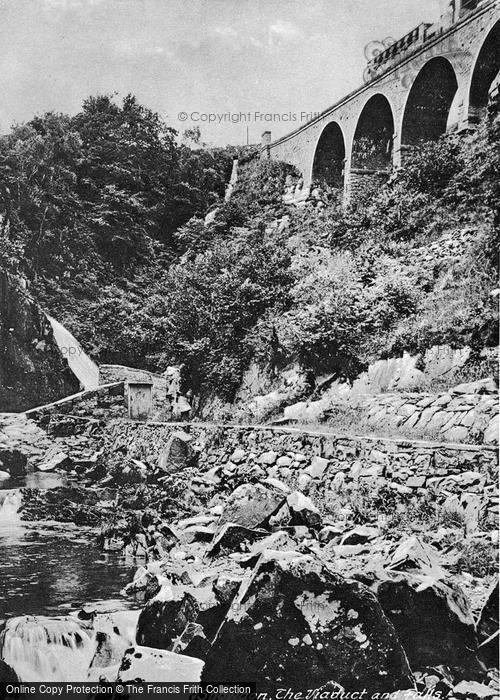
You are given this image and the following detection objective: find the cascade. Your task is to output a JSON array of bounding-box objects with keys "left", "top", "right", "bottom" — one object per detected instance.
[
  {"left": 0, "top": 611, "right": 140, "bottom": 682},
  {"left": 0, "top": 616, "right": 96, "bottom": 681},
  {"left": 0, "top": 490, "right": 22, "bottom": 525}
]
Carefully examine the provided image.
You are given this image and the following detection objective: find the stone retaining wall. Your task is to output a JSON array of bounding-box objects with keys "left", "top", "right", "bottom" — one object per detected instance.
[
  {"left": 26, "top": 381, "right": 126, "bottom": 421},
  {"left": 103, "top": 420, "right": 499, "bottom": 516},
  {"left": 361, "top": 389, "right": 498, "bottom": 444}
]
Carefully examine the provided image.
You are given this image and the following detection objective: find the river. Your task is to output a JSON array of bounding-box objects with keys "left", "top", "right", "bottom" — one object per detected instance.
[{"left": 0, "top": 471, "right": 136, "bottom": 623}]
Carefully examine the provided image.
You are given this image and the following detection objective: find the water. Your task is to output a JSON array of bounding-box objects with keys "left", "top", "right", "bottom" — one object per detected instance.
[{"left": 0, "top": 471, "right": 140, "bottom": 680}]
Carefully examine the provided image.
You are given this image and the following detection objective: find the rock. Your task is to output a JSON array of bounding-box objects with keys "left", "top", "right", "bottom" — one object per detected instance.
[
  {"left": 181, "top": 525, "right": 217, "bottom": 544},
  {"left": 449, "top": 471, "right": 485, "bottom": 487},
  {"left": 172, "top": 622, "right": 209, "bottom": 657},
  {"left": 258, "top": 450, "right": 278, "bottom": 466},
  {"left": 202, "top": 553, "right": 413, "bottom": 693},
  {"left": 484, "top": 415, "right": 499, "bottom": 445},
  {"left": 177, "top": 515, "right": 215, "bottom": 529},
  {"left": 207, "top": 523, "right": 267, "bottom": 557},
  {"left": 360, "top": 464, "right": 382, "bottom": 478},
  {"left": 406, "top": 476, "right": 426, "bottom": 489},
  {"left": 376, "top": 574, "right": 482, "bottom": 681},
  {"left": 277, "top": 456, "right": 292, "bottom": 467},
  {"left": 117, "top": 646, "right": 203, "bottom": 682},
  {"left": 263, "top": 477, "right": 290, "bottom": 493},
  {"left": 284, "top": 402, "right": 308, "bottom": 421},
  {"left": 305, "top": 456, "right": 329, "bottom": 479},
  {"left": 287, "top": 491, "right": 321, "bottom": 529},
  {"left": 36, "top": 451, "right": 71, "bottom": 472},
  {"left": 388, "top": 536, "right": 445, "bottom": 578},
  {"left": 297, "top": 473, "right": 312, "bottom": 491},
  {"left": 158, "top": 431, "right": 195, "bottom": 473},
  {"left": 451, "top": 378, "right": 498, "bottom": 395},
  {"left": 443, "top": 426, "right": 469, "bottom": 442},
  {"left": 0, "top": 659, "right": 19, "bottom": 682},
  {"left": 90, "top": 630, "right": 128, "bottom": 671},
  {"left": 136, "top": 591, "right": 199, "bottom": 650},
  {"left": 222, "top": 482, "right": 285, "bottom": 529},
  {"left": 237, "top": 531, "right": 298, "bottom": 567},
  {"left": 453, "top": 681, "right": 498, "bottom": 699},
  {"left": 477, "top": 578, "right": 499, "bottom": 669},
  {"left": 341, "top": 526, "right": 379, "bottom": 546},
  {"left": 230, "top": 448, "right": 246, "bottom": 464},
  {"left": 0, "top": 445, "right": 27, "bottom": 476},
  {"left": 318, "top": 525, "right": 343, "bottom": 544}
]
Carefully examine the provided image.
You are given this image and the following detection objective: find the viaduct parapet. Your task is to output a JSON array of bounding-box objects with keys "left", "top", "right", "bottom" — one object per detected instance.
[{"left": 261, "top": 0, "right": 500, "bottom": 200}]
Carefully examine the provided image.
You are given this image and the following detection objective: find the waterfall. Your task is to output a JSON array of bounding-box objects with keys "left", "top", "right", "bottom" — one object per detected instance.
[
  {"left": 0, "top": 610, "right": 140, "bottom": 682},
  {"left": 0, "top": 616, "right": 95, "bottom": 681},
  {"left": 0, "top": 490, "right": 22, "bottom": 525}
]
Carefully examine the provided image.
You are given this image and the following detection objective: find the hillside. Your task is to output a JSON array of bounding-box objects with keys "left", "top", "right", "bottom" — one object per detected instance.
[{"left": 0, "top": 94, "right": 498, "bottom": 417}]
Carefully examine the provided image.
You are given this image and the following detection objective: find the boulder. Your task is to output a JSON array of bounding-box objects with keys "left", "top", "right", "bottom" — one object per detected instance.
[
  {"left": 230, "top": 448, "right": 246, "bottom": 464},
  {"left": 376, "top": 574, "right": 482, "bottom": 681},
  {"left": 221, "top": 482, "right": 285, "bottom": 529},
  {"left": 170, "top": 622, "right": 207, "bottom": 654},
  {"left": 287, "top": 491, "right": 321, "bottom": 529},
  {"left": 117, "top": 646, "right": 203, "bottom": 682},
  {"left": 0, "top": 659, "right": 19, "bottom": 682},
  {"left": 136, "top": 592, "right": 199, "bottom": 650},
  {"left": 89, "top": 630, "right": 128, "bottom": 670},
  {"left": 387, "top": 536, "right": 444, "bottom": 578},
  {"left": 453, "top": 681, "right": 498, "bottom": 699},
  {"left": 258, "top": 450, "right": 278, "bottom": 466},
  {"left": 451, "top": 378, "right": 498, "bottom": 395},
  {"left": 0, "top": 445, "right": 27, "bottom": 476},
  {"left": 207, "top": 523, "right": 267, "bottom": 557},
  {"left": 36, "top": 451, "right": 71, "bottom": 472},
  {"left": 158, "top": 431, "right": 195, "bottom": 474},
  {"left": 476, "top": 578, "right": 499, "bottom": 669},
  {"left": 305, "top": 456, "right": 329, "bottom": 479},
  {"left": 202, "top": 553, "right": 413, "bottom": 693},
  {"left": 341, "top": 526, "right": 379, "bottom": 546}
]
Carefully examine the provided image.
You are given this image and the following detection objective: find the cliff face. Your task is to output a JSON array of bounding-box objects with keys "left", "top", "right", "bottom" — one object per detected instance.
[{"left": 0, "top": 271, "right": 80, "bottom": 411}]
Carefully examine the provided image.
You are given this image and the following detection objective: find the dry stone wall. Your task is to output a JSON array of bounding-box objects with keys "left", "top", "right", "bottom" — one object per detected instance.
[
  {"left": 291, "top": 384, "right": 499, "bottom": 445},
  {"left": 103, "top": 421, "right": 499, "bottom": 518},
  {"left": 26, "top": 381, "right": 127, "bottom": 422}
]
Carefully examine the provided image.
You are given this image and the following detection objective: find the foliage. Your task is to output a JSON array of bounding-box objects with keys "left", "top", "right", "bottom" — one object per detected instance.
[{"left": 0, "top": 92, "right": 497, "bottom": 410}]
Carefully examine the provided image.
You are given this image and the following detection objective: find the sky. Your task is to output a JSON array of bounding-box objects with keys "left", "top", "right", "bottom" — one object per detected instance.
[{"left": 0, "top": 0, "right": 445, "bottom": 146}]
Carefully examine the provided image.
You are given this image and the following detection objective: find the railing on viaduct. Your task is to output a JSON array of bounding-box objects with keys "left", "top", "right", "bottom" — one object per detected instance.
[{"left": 261, "top": 0, "right": 500, "bottom": 202}]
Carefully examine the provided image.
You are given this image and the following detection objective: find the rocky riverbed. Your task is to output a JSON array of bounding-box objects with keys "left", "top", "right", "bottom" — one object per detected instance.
[{"left": 0, "top": 413, "right": 498, "bottom": 697}]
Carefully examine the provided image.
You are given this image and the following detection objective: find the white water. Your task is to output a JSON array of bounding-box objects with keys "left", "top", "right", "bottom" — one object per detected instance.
[
  {"left": 0, "top": 490, "right": 22, "bottom": 525},
  {"left": 1, "top": 616, "right": 96, "bottom": 681},
  {"left": 0, "top": 610, "right": 140, "bottom": 682},
  {"left": 47, "top": 315, "right": 99, "bottom": 390}
]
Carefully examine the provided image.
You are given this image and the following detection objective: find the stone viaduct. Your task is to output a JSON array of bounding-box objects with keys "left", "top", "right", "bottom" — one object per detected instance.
[{"left": 261, "top": 0, "right": 500, "bottom": 200}]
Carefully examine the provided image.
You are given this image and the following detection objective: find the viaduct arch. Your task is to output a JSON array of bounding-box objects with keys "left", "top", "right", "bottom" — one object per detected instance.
[{"left": 262, "top": 1, "right": 500, "bottom": 201}]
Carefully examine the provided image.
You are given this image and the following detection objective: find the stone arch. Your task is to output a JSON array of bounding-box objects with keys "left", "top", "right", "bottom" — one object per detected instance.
[
  {"left": 350, "top": 94, "right": 395, "bottom": 195},
  {"left": 401, "top": 57, "right": 458, "bottom": 147},
  {"left": 311, "top": 121, "right": 346, "bottom": 189},
  {"left": 468, "top": 20, "right": 500, "bottom": 123}
]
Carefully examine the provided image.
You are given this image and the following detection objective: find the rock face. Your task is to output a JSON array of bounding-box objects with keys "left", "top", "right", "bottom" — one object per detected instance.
[
  {"left": 0, "top": 270, "right": 80, "bottom": 411},
  {"left": 376, "top": 575, "right": 482, "bottom": 680},
  {"left": 221, "top": 482, "right": 285, "bottom": 529},
  {"left": 202, "top": 553, "right": 413, "bottom": 693}
]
